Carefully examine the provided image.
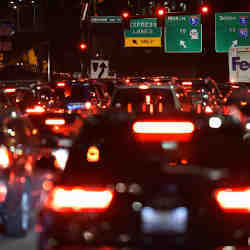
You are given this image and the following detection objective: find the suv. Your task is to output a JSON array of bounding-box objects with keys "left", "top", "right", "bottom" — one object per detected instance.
[{"left": 64, "top": 80, "right": 107, "bottom": 115}]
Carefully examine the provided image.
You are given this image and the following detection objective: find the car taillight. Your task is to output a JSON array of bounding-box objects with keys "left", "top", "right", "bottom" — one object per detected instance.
[
  {"left": 85, "top": 101, "right": 91, "bottom": 110},
  {"left": 138, "top": 84, "right": 149, "bottom": 90},
  {"left": 47, "top": 187, "right": 113, "bottom": 212},
  {"left": 215, "top": 188, "right": 250, "bottom": 213},
  {"left": 4, "top": 88, "right": 16, "bottom": 93},
  {"left": 0, "top": 146, "right": 10, "bottom": 169},
  {"left": 0, "top": 182, "right": 7, "bottom": 202},
  {"left": 87, "top": 146, "right": 100, "bottom": 163},
  {"left": 133, "top": 121, "right": 195, "bottom": 142},
  {"left": 56, "top": 82, "right": 66, "bottom": 87},
  {"left": 133, "top": 121, "right": 194, "bottom": 134},
  {"left": 26, "top": 105, "right": 45, "bottom": 114},
  {"left": 182, "top": 81, "right": 192, "bottom": 86},
  {"left": 45, "top": 119, "right": 66, "bottom": 126}
]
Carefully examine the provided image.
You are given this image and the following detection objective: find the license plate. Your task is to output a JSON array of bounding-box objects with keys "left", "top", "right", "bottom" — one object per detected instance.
[{"left": 141, "top": 206, "right": 188, "bottom": 234}]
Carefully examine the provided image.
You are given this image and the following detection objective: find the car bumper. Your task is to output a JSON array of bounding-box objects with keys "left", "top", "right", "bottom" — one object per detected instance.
[{"left": 38, "top": 207, "right": 250, "bottom": 248}]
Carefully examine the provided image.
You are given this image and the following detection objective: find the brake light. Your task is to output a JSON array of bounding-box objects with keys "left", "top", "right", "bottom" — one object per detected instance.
[
  {"left": 133, "top": 121, "right": 195, "bottom": 142},
  {"left": 4, "top": 88, "right": 16, "bottom": 93},
  {"left": 145, "top": 95, "right": 151, "bottom": 105},
  {"left": 232, "top": 85, "right": 239, "bottom": 89},
  {"left": 87, "top": 146, "right": 100, "bottom": 163},
  {"left": 85, "top": 101, "right": 91, "bottom": 110},
  {"left": 45, "top": 119, "right": 66, "bottom": 126},
  {"left": 133, "top": 121, "right": 194, "bottom": 134},
  {"left": 182, "top": 81, "right": 192, "bottom": 86},
  {"left": 57, "top": 82, "right": 66, "bottom": 87},
  {"left": 47, "top": 187, "right": 113, "bottom": 212},
  {"left": 215, "top": 188, "right": 250, "bottom": 213},
  {"left": 139, "top": 84, "right": 149, "bottom": 90},
  {"left": 0, "top": 146, "right": 10, "bottom": 169},
  {"left": 0, "top": 183, "right": 7, "bottom": 202},
  {"left": 26, "top": 105, "right": 45, "bottom": 114}
]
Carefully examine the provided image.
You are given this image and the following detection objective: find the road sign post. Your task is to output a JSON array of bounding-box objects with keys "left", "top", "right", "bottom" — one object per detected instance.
[
  {"left": 215, "top": 12, "right": 250, "bottom": 53},
  {"left": 124, "top": 18, "right": 162, "bottom": 47},
  {"left": 164, "top": 14, "right": 202, "bottom": 53}
]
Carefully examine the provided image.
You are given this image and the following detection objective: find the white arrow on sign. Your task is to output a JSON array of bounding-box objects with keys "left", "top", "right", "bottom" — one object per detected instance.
[
  {"left": 180, "top": 40, "right": 187, "bottom": 48},
  {"left": 231, "top": 40, "right": 238, "bottom": 48},
  {"left": 90, "top": 60, "right": 109, "bottom": 79}
]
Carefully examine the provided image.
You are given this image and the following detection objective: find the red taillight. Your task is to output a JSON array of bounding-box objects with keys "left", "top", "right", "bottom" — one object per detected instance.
[
  {"left": 215, "top": 188, "right": 250, "bottom": 213},
  {"left": 133, "top": 121, "right": 195, "bottom": 134},
  {"left": 133, "top": 121, "right": 195, "bottom": 142},
  {"left": 232, "top": 85, "right": 239, "bottom": 89},
  {"left": 0, "top": 146, "right": 10, "bottom": 169},
  {"left": 26, "top": 105, "right": 45, "bottom": 114},
  {"left": 182, "top": 81, "right": 192, "bottom": 86},
  {"left": 45, "top": 119, "right": 66, "bottom": 126},
  {"left": 4, "top": 88, "right": 16, "bottom": 93},
  {"left": 47, "top": 187, "right": 113, "bottom": 212},
  {"left": 0, "top": 183, "right": 7, "bottom": 203},
  {"left": 56, "top": 82, "right": 66, "bottom": 87}
]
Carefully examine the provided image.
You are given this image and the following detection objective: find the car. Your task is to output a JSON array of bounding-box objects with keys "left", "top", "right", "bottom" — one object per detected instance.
[
  {"left": 0, "top": 108, "right": 42, "bottom": 237},
  {"left": 37, "top": 110, "right": 250, "bottom": 249},
  {"left": 64, "top": 80, "right": 107, "bottom": 115},
  {"left": 28, "top": 112, "right": 83, "bottom": 171},
  {"left": 110, "top": 83, "right": 183, "bottom": 114}
]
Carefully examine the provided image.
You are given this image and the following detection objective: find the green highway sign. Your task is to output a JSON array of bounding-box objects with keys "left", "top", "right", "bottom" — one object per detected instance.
[
  {"left": 215, "top": 12, "right": 250, "bottom": 53},
  {"left": 165, "top": 14, "right": 202, "bottom": 53},
  {"left": 124, "top": 18, "right": 162, "bottom": 47},
  {"left": 90, "top": 16, "right": 121, "bottom": 24}
]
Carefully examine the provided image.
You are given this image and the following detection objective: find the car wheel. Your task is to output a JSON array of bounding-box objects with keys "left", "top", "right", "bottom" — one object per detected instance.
[
  {"left": 38, "top": 232, "right": 55, "bottom": 250},
  {"left": 5, "top": 189, "right": 31, "bottom": 237}
]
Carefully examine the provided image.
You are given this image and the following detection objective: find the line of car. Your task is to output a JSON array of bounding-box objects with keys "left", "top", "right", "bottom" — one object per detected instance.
[{"left": 1, "top": 75, "right": 250, "bottom": 250}]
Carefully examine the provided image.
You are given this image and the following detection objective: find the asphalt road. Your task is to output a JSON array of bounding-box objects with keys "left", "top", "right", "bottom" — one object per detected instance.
[{"left": 0, "top": 231, "right": 37, "bottom": 250}]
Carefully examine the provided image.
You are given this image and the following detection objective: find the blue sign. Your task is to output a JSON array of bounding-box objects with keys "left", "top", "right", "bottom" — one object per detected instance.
[
  {"left": 189, "top": 16, "right": 199, "bottom": 26},
  {"left": 239, "top": 16, "right": 248, "bottom": 25},
  {"left": 240, "top": 28, "right": 248, "bottom": 38}
]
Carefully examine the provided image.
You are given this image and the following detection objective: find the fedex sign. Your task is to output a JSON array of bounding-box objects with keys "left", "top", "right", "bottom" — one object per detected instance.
[{"left": 232, "top": 57, "right": 250, "bottom": 71}]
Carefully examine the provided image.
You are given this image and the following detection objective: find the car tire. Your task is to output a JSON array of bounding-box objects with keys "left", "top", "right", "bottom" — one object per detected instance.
[
  {"left": 37, "top": 232, "right": 53, "bottom": 250},
  {"left": 5, "top": 185, "right": 31, "bottom": 237}
]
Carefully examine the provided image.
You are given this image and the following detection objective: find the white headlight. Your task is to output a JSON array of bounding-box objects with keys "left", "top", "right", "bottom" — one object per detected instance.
[{"left": 209, "top": 117, "right": 222, "bottom": 129}]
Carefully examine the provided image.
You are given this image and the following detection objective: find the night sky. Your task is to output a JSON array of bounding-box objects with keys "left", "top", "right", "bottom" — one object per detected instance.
[{"left": 2, "top": 0, "right": 250, "bottom": 75}]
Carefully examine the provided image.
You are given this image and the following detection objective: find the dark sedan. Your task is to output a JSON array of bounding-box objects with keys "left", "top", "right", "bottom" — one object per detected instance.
[{"left": 38, "top": 110, "right": 250, "bottom": 249}]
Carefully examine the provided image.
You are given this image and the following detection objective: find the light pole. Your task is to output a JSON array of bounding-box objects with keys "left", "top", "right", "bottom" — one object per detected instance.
[{"left": 47, "top": 41, "right": 51, "bottom": 82}]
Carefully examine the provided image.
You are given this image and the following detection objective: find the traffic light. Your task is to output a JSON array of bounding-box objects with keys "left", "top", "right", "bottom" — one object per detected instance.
[
  {"left": 80, "top": 42, "right": 87, "bottom": 51},
  {"left": 121, "top": 11, "right": 131, "bottom": 29},
  {"left": 155, "top": 7, "right": 166, "bottom": 27},
  {"left": 201, "top": 5, "right": 209, "bottom": 14}
]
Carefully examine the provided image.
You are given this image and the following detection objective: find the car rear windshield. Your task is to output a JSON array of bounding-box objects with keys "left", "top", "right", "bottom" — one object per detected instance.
[
  {"left": 69, "top": 85, "right": 92, "bottom": 100},
  {"left": 112, "top": 88, "right": 176, "bottom": 110}
]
